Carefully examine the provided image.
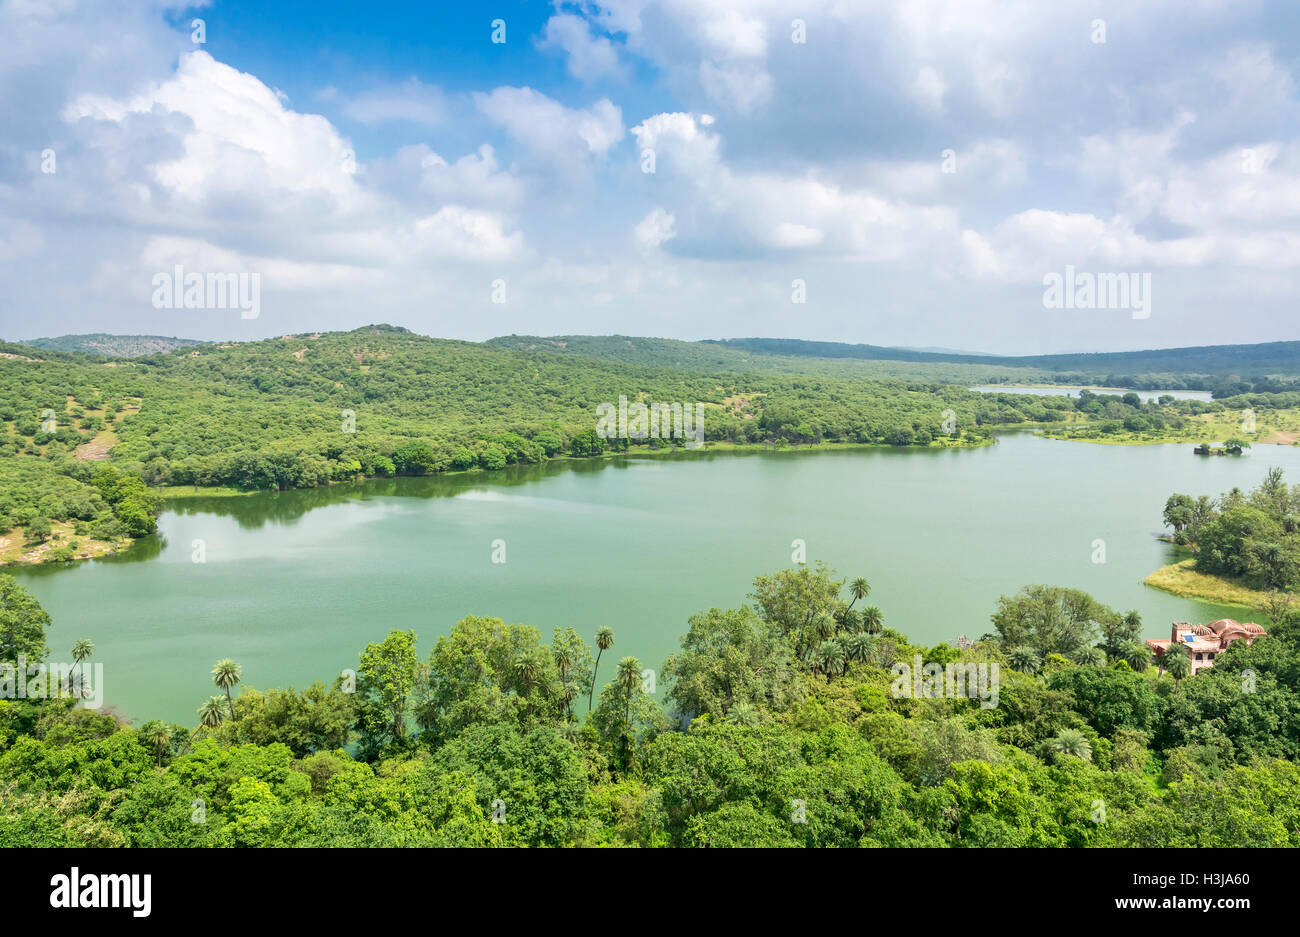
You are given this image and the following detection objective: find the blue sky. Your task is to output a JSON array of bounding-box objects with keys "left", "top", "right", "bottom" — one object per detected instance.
[{"left": 3, "top": 0, "right": 1300, "bottom": 353}]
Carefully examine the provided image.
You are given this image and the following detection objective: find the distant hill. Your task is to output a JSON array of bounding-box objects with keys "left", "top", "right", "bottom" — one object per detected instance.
[
  {"left": 485, "top": 334, "right": 1054, "bottom": 384},
  {"left": 19, "top": 334, "right": 204, "bottom": 357},
  {"left": 704, "top": 337, "right": 1300, "bottom": 377}
]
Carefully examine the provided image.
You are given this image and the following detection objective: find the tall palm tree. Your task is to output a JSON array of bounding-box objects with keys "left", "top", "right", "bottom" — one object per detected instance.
[
  {"left": 616, "top": 656, "right": 641, "bottom": 765},
  {"left": 1048, "top": 728, "right": 1092, "bottom": 762},
  {"left": 553, "top": 644, "right": 574, "bottom": 721},
  {"left": 589, "top": 627, "right": 614, "bottom": 712},
  {"left": 847, "top": 577, "right": 871, "bottom": 609},
  {"left": 211, "top": 659, "right": 242, "bottom": 720},
  {"left": 860, "top": 606, "right": 884, "bottom": 636},
  {"left": 1008, "top": 646, "right": 1041, "bottom": 674},
  {"left": 71, "top": 638, "right": 94, "bottom": 699},
  {"left": 139, "top": 719, "right": 172, "bottom": 769},
  {"left": 816, "top": 639, "right": 846, "bottom": 682}
]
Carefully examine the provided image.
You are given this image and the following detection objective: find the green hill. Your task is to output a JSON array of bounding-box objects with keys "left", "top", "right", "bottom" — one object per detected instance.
[{"left": 20, "top": 333, "right": 204, "bottom": 357}]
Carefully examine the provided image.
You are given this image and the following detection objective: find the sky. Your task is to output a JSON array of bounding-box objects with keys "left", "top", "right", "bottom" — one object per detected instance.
[{"left": 2, "top": 0, "right": 1300, "bottom": 354}]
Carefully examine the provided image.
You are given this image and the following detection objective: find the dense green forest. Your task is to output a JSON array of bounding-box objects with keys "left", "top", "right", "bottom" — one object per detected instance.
[
  {"left": 1, "top": 563, "right": 1297, "bottom": 847},
  {"left": 4, "top": 327, "right": 1298, "bottom": 565},
  {"left": 1164, "top": 469, "right": 1300, "bottom": 591}
]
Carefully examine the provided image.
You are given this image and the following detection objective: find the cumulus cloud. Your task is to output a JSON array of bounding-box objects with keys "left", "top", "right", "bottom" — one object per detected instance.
[{"left": 474, "top": 86, "right": 625, "bottom": 166}]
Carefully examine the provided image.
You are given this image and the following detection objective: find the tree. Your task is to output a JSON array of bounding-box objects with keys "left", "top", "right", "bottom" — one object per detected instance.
[
  {"left": 1120, "top": 641, "right": 1152, "bottom": 673},
  {"left": 1258, "top": 590, "right": 1295, "bottom": 626},
  {"left": 71, "top": 638, "right": 94, "bottom": 698},
  {"left": 589, "top": 626, "right": 614, "bottom": 713},
  {"left": 0, "top": 574, "right": 52, "bottom": 663},
  {"left": 860, "top": 606, "right": 884, "bottom": 636},
  {"left": 991, "top": 585, "right": 1117, "bottom": 658},
  {"left": 1163, "top": 494, "right": 1196, "bottom": 536},
  {"left": 392, "top": 441, "right": 438, "bottom": 475},
  {"left": 1070, "top": 645, "right": 1105, "bottom": 667},
  {"left": 1099, "top": 611, "right": 1142, "bottom": 659},
  {"left": 616, "top": 656, "right": 642, "bottom": 766},
  {"left": 848, "top": 577, "right": 870, "bottom": 608},
  {"left": 1008, "top": 646, "right": 1041, "bottom": 674},
  {"left": 1048, "top": 728, "right": 1092, "bottom": 762},
  {"left": 357, "top": 630, "right": 419, "bottom": 755},
  {"left": 138, "top": 720, "right": 172, "bottom": 768},
  {"left": 663, "top": 607, "right": 796, "bottom": 721},
  {"left": 844, "top": 632, "right": 874, "bottom": 668},
  {"left": 816, "top": 639, "right": 846, "bottom": 680},
  {"left": 183, "top": 695, "right": 227, "bottom": 751},
  {"left": 212, "top": 659, "right": 242, "bottom": 720},
  {"left": 1163, "top": 643, "right": 1191, "bottom": 685},
  {"left": 549, "top": 627, "right": 592, "bottom": 724}
]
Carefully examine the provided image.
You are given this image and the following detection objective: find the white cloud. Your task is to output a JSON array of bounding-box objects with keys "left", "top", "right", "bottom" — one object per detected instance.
[
  {"left": 635, "top": 208, "right": 675, "bottom": 248},
  {"left": 539, "top": 13, "right": 625, "bottom": 81},
  {"left": 341, "top": 77, "right": 447, "bottom": 126},
  {"left": 475, "top": 86, "right": 625, "bottom": 165}
]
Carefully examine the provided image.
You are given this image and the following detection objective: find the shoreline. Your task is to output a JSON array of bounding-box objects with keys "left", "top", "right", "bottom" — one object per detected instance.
[{"left": 1143, "top": 558, "right": 1268, "bottom": 610}]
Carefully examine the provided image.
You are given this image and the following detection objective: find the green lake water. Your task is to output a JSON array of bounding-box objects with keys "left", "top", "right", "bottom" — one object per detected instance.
[{"left": 14, "top": 433, "right": 1300, "bottom": 725}]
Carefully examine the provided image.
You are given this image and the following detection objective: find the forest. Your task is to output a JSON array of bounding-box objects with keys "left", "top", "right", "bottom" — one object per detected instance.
[
  {"left": 1164, "top": 469, "right": 1300, "bottom": 591},
  {"left": 1, "top": 562, "right": 1297, "bottom": 847}
]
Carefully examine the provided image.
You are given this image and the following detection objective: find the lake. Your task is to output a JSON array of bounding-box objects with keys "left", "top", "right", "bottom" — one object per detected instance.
[
  {"left": 970, "top": 385, "right": 1214, "bottom": 403},
  {"left": 14, "top": 433, "right": 1299, "bottom": 725}
]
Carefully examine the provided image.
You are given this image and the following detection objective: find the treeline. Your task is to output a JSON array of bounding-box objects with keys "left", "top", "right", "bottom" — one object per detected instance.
[
  {"left": 2, "top": 564, "right": 1298, "bottom": 847},
  {"left": 1164, "top": 468, "right": 1300, "bottom": 590}
]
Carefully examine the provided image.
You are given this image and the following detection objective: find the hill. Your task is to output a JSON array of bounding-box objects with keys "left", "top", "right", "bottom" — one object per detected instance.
[
  {"left": 704, "top": 337, "right": 1300, "bottom": 387},
  {"left": 19, "top": 333, "right": 204, "bottom": 357}
]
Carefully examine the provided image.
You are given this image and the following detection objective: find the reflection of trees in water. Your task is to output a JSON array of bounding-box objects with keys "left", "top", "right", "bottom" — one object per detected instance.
[{"left": 157, "top": 455, "right": 655, "bottom": 531}]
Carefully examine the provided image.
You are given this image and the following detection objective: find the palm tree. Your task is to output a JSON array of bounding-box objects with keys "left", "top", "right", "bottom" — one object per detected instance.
[
  {"left": 616, "top": 656, "right": 641, "bottom": 765},
  {"left": 1070, "top": 645, "right": 1105, "bottom": 667},
  {"left": 838, "top": 608, "right": 862, "bottom": 634},
  {"left": 182, "top": 695, "right": 227, "bottom": 754},
  {"left": 844, "top": 632, "right": 873, "bottom": 668},
  {"left": 1048, "top": 728, "right": 1092, "bottom": 762},
  {"left": 1008, "top": 646, "right": 1041, "bottom": 674},
  {"left": 211, "top": 659, "right": 242, "bottom": 720},
  {"left": 1163, "top": 644, "right": 1191, "bottom": 686},
  {"left": 1119, "top": 641, "right": 1151, "bottom": 673},
  {"left": 71, "top": 638, "right": 94, "bottom": 698},
  {"left": 847, "top": 577, "right": 871, "bottom": 609},
  {"left": 139, "top": 719, "right": 172, "bottom": 769},
  {"left": 514, "top": 649, "right": 545, "bottom": 697},
  {"left": 589, "top": 627, "right": 614, "bottom": 712},
  {"left": 553, "top": 644, "right": 574, "bottom": 721},
  {"left": 816, "top": 639, "right": 846, "bottom": 682},
  {"left": 860, "top": 606, "right": 884, "bottom": 636}
]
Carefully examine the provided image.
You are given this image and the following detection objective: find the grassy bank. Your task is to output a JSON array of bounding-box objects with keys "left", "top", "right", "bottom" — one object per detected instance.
[
  {"left": 1042, "top": 407, "right": 1300, "bottom": 446},
  {"left": 1144, "top": 558, "right": 1267, "bottom": 608}
]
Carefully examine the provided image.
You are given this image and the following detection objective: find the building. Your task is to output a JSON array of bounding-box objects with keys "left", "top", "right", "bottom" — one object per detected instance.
[{"left": 1146, "top": 619, "right": 1267, "bottom": 675}]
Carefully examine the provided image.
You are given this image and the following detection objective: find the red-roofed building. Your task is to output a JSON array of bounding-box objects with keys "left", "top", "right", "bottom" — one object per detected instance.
[{"left": 1146, "top": 619, "right": 1267, "bottom": 675}]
